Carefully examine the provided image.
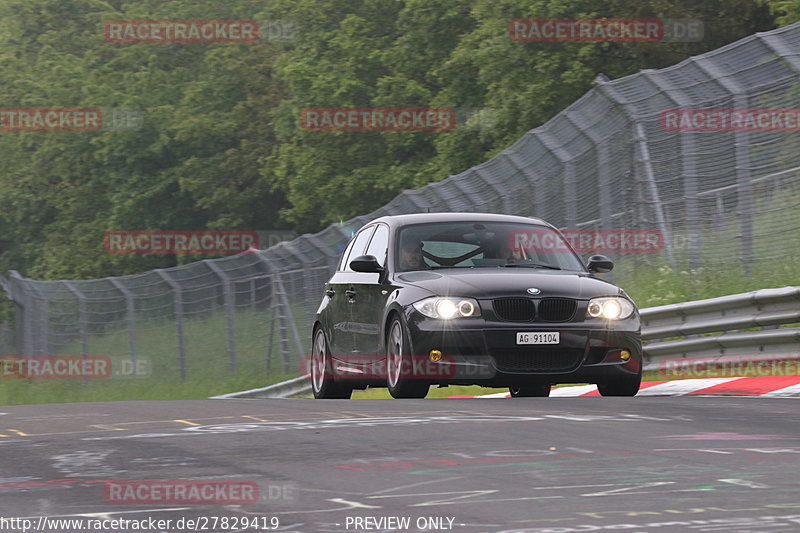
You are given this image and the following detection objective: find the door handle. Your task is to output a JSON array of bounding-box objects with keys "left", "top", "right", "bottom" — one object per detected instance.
[
  {"left": 325, "top": 288, "right": 335, "bottom": 298},
  {"left": 345, "top": 288, "right": 357, "bottom": 299}
]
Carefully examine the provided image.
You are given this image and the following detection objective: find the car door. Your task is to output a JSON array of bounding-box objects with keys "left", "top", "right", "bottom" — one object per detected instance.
[
  {"left": 350, "top": 224, "right": 391, "bottom": 357},
  {"left": 323, "top": 236, "right": 355, "bottom": 358},
  {"left": 327, "top": 225, "right": 375, "bottom": 358}
]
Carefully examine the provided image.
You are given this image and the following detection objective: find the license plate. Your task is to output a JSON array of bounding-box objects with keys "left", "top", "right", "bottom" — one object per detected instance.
[{"left": 516, "top": 332, "right": 559, "bottom": 345}]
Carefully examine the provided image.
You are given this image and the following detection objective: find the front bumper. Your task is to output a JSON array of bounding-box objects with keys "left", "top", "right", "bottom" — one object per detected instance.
[{"left": 403, "top": 307, "right": 642, "bottom": 386}]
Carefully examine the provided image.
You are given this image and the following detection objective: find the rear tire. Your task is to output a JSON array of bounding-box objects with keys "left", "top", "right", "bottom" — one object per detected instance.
[
  {"left": 597, "top": 375, "right": 640, "bottom": 397},
  {"left": 509, "top": 384, "right": 551, "bottom": 397},
  {"left": 386, "top": 318, "right": 429, "bottom": 399},
  {"left": 311, "top": 328, "right": 352, "bottom": 399}
]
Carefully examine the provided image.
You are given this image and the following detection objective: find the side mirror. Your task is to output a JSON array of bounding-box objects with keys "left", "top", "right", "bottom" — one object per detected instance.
[
  {"left": 587, "top": 254, "right": 613, "bottom": 273},
  {"left": 350, "top": 255, "right": 384, "bottom": 273}
]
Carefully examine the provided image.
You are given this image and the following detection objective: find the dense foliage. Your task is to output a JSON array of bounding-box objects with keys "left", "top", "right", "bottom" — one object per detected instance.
[{"left": 0, "top": 0, "right": 783, "bottom": 279}]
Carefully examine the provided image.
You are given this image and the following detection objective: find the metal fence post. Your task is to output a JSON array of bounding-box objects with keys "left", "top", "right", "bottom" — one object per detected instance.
[
  {"left": 596, "top": 143, "right": 613, "bottom": 231},
  {"left": 63, "top": 282, "right": 89, "bottom": 356},
  {"left": 594, "top": 80, "right": 676, "bottom": 266},
  {"left": 265, "top": 274, "right": 275, "bottom": 372},
  {"left": 253, "top": 255, "right": 306, "bottom": 374},
  {"left": 635, "top": 123, "right": 674, "bottom": 264},
  {"left": 271, "top": 275, "right": 290, "bottom": 373},
  {"left": 154, "top": 269, "right": 186, "bottom": 379},
  {"left": 733, "top": 98, "right": 755, "bottom": 275},
  {"left": 538, "top": 131, "right": 575, "bottom": 227},
  {"left": 681, "top": 132, "right": 702, "bottom": 270},
  {"left": 7, "top": 272, "right": 26, "bottom": 355},
  {"left": 637, "top": 71, "right": 702, "bottom": 268},
  {"left": 108, "top": 278, "right": 137, "bottom": 366},
  {"left": 279, "top": 274, "right": 305, "bottom": 373},
  {"left": 694, "top": 57, "right": 755, "bottom": 275},
  {"left": 205, "top": 261, "right": 237, "bottom": 374},
  {"left": 303, "top": 266, "right": 314, "bottom": 324},
  {"left": 504, "top": 152, "right": 541, "bottom": 217},
  {"left": 563, "top": 161, "right": 578, "bottom": 228},
  {"left": 474, "top": 167, "right": 512, "bottom": 214},
  {"left": 12, "top": 273, "right": 48, "bottom": 356}
]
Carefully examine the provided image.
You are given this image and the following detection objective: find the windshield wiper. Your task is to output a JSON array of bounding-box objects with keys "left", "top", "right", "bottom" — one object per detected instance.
[{"left": 502, "top": 263, "right": 561, "bottom": 270}]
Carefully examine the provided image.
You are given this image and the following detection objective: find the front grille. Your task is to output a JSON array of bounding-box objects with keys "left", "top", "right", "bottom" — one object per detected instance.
[
  {"left": 490, "top": 347, "right": 584, "bottom": 373},
  {"left": 538, "top": 298, "right": 577, "bottom": 322},
  {"left": 493, "top": 298, "right": 535, "bottom": 321}
]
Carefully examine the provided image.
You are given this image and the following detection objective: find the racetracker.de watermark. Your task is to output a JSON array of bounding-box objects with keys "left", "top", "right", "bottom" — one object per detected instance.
[
  {"left": 103, "top": 480, "right": 259, "bottom": 504},
  {"left": 508, "top": 18, "right": 703, "bottom": 42},
  {"left": 0, "top": 108, "right": 142, "bottom": 131},
  {"left": 659, "top": 357, "right": 800, "bottom": 378},
  {"left": 104, "top": 20, "right": 257, "bottom": 43},
  {"left": 303, "top": 354, "right": 461, "bottom": 380},
  {"left": 661, "top": 108, "right": 800, "bottom": 132},
  {"left": 104, "top": 230, "right": 258, "bottom": 255},
  {"left": 509, "top": 229, "right": 664, "bottom": 254},
  {"left": 300, "top": 107, "right": 456, "bottom": 132},
  {"left": 103, "top": 19, "right": 296, "bottom": 43},
  {"left": 0, "top": 356, "right": 111, "bottom": 379}
]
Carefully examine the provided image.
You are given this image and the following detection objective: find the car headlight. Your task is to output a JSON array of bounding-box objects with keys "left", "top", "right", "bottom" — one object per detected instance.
[
  {"left": 586, "top": 297, "right": 635, "bottom": 320},
  {"left": 413, "top": 297, "right": 481, "bottom": 319}
]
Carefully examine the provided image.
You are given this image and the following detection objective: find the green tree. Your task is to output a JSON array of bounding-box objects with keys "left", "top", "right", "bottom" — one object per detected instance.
[
  {"left": 0, "top": 0, "right": 289, "bottom": 278},
  {"left": 770, "top": 0, "right": 800, "bottom": 25}
]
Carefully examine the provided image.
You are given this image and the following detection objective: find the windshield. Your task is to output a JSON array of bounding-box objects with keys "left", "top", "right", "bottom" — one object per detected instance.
[{"left": 396, "top": 221, "right": 586, "bottom": 272}]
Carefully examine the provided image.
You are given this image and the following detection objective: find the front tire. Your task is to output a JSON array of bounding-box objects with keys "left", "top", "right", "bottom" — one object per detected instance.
[
  {"left": 509, "top": 384, "right": 551, "bottom": 397},
  {"left": 386, "top": 318, "right": 429, "bottom": 399},
  {"left": 311, "top": 328, "right": 352, "bottom": 399}
]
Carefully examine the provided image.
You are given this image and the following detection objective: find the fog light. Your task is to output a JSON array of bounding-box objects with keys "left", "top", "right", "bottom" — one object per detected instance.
[
  {"left": 430, "top": 350, "right": 442, "bottom": 361},
  {"left": 601, "top": 348, "right": 632, "bottom": 364}
]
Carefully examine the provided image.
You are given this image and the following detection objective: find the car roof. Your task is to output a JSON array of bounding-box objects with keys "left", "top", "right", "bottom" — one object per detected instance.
[{"left": 366, "top": 212, "right": 553, "bottom": 229}]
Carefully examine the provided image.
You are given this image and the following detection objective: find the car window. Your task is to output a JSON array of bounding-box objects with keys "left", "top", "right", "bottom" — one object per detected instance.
[
  {"left": 337, "top": 238, "right": 356, "bottom": 271},
  {"left": 364, "top": 225, "right": 389, "bottom": 267},
  {"left": 342, "top": 225, "right": 376, "bottom": 272},
  {"left": 397, "top": 221, "right": 586, "bottom": 271}
]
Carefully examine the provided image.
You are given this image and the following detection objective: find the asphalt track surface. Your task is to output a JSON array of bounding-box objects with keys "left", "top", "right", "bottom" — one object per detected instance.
[{"left": 1, "top": 398, "right": 800, "bottom": 533}]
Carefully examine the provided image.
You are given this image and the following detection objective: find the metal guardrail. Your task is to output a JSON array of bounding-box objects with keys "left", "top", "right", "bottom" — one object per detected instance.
[
  {"left": 641, "top": 286, "right": 800, "bottom": 369},
  {"left": 212, "top": 286, "right": 800, "bottom": 398},
  {"left": 209, "top": 374, "right": 312, "bottom": 399}
]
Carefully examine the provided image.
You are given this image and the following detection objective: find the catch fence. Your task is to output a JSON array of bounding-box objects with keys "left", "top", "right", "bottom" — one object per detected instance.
[{"left": 4, "top": 23, "right": 800, "bottom": 380}]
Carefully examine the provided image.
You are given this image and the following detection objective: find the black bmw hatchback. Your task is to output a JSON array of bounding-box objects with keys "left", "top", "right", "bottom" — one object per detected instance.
[{"left": 311, "top": 213, "right": 642, "bottom": 399}]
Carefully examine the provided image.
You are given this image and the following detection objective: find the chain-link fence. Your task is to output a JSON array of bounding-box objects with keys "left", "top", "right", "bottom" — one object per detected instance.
[{"left": 4, "top": 23, "right": 800, "bottom": 381}]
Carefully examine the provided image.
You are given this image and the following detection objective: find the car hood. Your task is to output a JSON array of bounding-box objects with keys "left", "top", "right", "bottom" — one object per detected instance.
[{"left": 396, "top": 268, "right": 623, "bottom": 300}]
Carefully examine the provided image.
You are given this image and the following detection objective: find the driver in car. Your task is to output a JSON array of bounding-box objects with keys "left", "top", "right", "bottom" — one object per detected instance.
[{"left": 400, "top": 241, "right": 428, "bottom": 270}]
